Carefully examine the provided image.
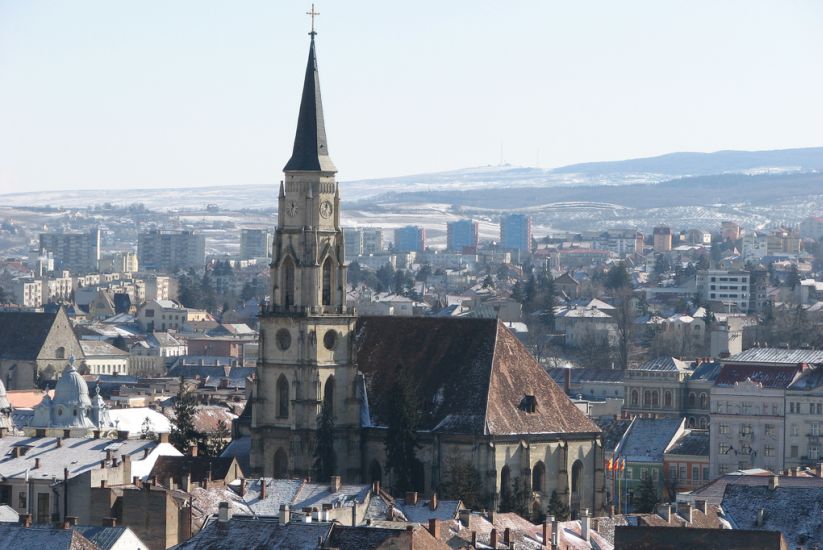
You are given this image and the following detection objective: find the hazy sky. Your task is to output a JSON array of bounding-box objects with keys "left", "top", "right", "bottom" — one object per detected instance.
[{"left": 1, "top": 1, "right": 821, "bottom": 193}]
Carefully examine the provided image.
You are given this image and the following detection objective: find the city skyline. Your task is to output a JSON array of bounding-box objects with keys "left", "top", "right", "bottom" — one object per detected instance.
[{"left": 1, "top": 1, "right": 822, "bottom": 193}]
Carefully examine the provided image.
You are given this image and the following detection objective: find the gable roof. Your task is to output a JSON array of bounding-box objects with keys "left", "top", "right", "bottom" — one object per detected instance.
[
  {"left": 0, "top": 524, "right": 97, "bottom": 550},
  {"left": 634, "top": 356, "right": 691, "bottom": 372},
  {"left": 714, "top": 364, "right": 803, "bottom": 389},
  {"left": 173, "top": 515, "right": 332, "bottom": 549},
  {"left": 616, "top": 417, "right": 684, "bottom": 463},
  {"left": 665, "top": 430, "right": 709, "bottom": 457},
  {"left": 354, "top": 317, "right": 599, "bottom": 436},
  {"left": 149, "top": 455, "right": 240, "bottom": 484},
  {"left": 0, "top": 310, "right": 59, "bottom": 360}
]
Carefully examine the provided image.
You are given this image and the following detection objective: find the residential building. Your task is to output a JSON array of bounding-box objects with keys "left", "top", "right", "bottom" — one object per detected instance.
[
  {"left": 784, "top": 365, "right": 823, "bottom": 469},
  {"left": 39, "top": 228, "right": 101, "bottom": 274},
  {"left": 251, "top": 32, "right": 606, "bottom": 519},
  {"left": 12, "top": 277, "right": 42, "bottom": 308},
  {"left": 446, "top": 219, "right": 479, "bottom": 253},
  {"left": 143, "top": 274, "right": 171, "bottom": 302},
  {"left": 138, "top": 230, "right": 206, "bottom": 272},
  {"left": 709, "top": 361, "right": 806, "bottom": 477},
  {"left": 687, "top": 228, "right": 712, "bottom": 245},
  {"left": 342, "top": 228, "right": 363, "bottom": 260},
  {"left": 663, "top": 430, "right": 710, "bottom": 496},
  {"left": 98, "top": 252, "right": 139, "bottom": 274},
  {"left": 362, "top": 228, "right": 384, "bottom": 255},
  {"left": 500, "top": 213, "right": 532, "bottom": 254},
  {"left": 721, "top": 221, "right": 742, "bottom": 241},
  {"left": 393, "top": 225, "right": 426, "bottom": 253},
  {"left": 136, "top": 300, "right": 187, "bottom": 332},
  {"left": 696, "top": 269, "right": 750, "bottom": 313},
  {"left": 623, "top": 357, "right": 693, "bottom": 419},
  {"left": 240, "top": 229, "right": 272, "bottom": 260},
  {"left": 79, "top": 340, "right": 130, "bottom": 376},
  {"left": 652, "top": 226, "right": 672, "bottom": 252}
]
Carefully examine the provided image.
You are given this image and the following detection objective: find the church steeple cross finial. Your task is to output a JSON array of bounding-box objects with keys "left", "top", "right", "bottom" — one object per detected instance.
[{"left": 307, "top": 4, "right": 319, "bottom": 37}]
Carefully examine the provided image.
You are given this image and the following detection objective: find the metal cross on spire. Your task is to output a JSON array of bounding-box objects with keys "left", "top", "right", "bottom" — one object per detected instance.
[{"left": 307, "top": 4, "right": 319, "bottom": 37}]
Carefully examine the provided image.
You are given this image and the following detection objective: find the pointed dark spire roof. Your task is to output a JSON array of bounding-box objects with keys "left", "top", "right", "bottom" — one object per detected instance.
[{"left": 284, "top": 37, "right": 336, "bottom": 172}]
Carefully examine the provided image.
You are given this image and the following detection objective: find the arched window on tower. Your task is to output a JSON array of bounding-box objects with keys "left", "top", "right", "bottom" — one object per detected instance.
[
  {"left": 631, "top": 390, "right": 639, "bottom": 406},
  {"left": 277, "top": 375, "right": 289, "bottom": 419},
  {"left": 664, "top": 391, "right": 672, "bottom": 408},
  {"left": 322, "top": 257, "right": 333, "bottom": 306},
  {"left": 282, "top": 258, "right": 295, "bottom": 307},
  {"left": 532, "top": 461, "right": 546, "bottom": 492}
]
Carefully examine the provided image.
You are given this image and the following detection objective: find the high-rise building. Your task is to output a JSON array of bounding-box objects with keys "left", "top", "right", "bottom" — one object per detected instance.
[
  {"left": 343, "top": 228, "right": 363, "bottom": 261},
  {"left": 240, "top": 229, "right": 272, "bottom": 259},
  {"left": 362, "top": 228, "right": 384, "bottom": 255},
  {"left": 137, "top": 230, "right": 205, "bottom": 272},
  {"left": 394, "top": 225, "right": 426, "bottom": 253},
  {"left": 447, "top": 219, "right": 479, "bottom": 253},
  {"left": 500, "top": 214, "right": 532, "bottom": 254},
  {"left": 39, "top": 228, "right": 100, "bottom": 274},
  {"left": 653, "top": 226, "right": 672, "bottom": 252}
]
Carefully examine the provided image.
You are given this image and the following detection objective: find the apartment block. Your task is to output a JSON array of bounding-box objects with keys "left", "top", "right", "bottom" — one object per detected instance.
[
  {"left": 500, "top": 214, "right": 532, "bottom": 254},
  {"left": 39, "top": 228, "right": 101, "bottom": 274},
  {"left": 447, "top": 219, "right": 479, "bottom": 253},
  {"left": 138, "top": 230, "right": 205, "bottom": 272},
  {"left": 696, "top": 269, "right": 750, "bottom": 313},
  {"left": 240, "top": 228, "right": 272, "bottom": 259},
  {"left": 362, "top": 228, "right": 384, "bottom": 255},
  {"left": 393, "top": 225, "right": 426, "bottom": 253}
]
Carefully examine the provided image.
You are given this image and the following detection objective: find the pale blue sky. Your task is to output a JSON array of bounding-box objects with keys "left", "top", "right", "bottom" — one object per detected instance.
[{"left": 1, "top": 1, "right": 821, "bottom": 192}]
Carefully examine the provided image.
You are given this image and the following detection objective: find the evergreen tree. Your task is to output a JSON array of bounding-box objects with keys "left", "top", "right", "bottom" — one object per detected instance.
[
  {"left": 415, "top": 263, "right": 432, "bottom": 283},
  {"left": 546, "top": 490, "right": 570, "bottom": 521},
  {"left": 348, "top": 261, "right": 362, "bottom": 286},
  {"left": 240, "top": 282, "right": 256, "bottom": 302},
  {"left": 509, "top": 477, "right": 531, "bottom": 518},
  {"left": 438, "top": 454, "right": 484, "bottom": 510},
  {"left": 313, "top": 399, "right": 337, "bottom": 482},
  {"left": 376, "top": 264, "right": 395, "bottom": 293},
  {"left": 170, "top": 384, "right": 199, "bottom": 453},
  {"left": 385, "top": 365, "right": 420, "bottom": 495},
  {"left": 633, "top": 476, "right": 659, "bottom": 513},
  {"left": 200, "top": 271, "right": 218, "bottom": 313},
  {"left": 605, "top": 263, "right": 631, "bottom": 291},
  {"left": 201, "top": 419, "right": 231, "bottom": 457},
  {"left": 482, "top": 274, "right": 494, "bottom": 289}
]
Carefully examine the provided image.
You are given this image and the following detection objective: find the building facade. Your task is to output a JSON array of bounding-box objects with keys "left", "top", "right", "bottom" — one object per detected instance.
[
  {"left": 240, "top": 229, "right": 272, "bottom": 260},
  {"left": 500, "top": 214, "right": 532, "bottom": 254},
  {"left": 696, "top": 269, "right": 750, "bottom": 313},
  {"left": 138, "top": 230, "right": 206, "bottom": 272},
  {"left": 394, "top": 225, "right": 426, "bottom": 253},
  {"left": 447, "top": 219, "right": 479, "bottom": 253},
  {"left": 39, "top": 229, "right": 101, "bottom": 274}
]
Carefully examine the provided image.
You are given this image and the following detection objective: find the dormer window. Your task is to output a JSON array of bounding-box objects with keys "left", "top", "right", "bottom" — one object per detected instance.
[{"left": 519, "top": 395, "right": 537, "bottom": 413}]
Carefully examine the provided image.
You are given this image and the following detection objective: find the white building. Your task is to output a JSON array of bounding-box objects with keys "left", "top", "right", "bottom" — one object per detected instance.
[
  {"left": 696, "top": 269, "right": 750, "bottom": 313},
  {"left": 12, "top": 278, "right": 42, "bottom": 308},
  {"left": 79, "top": 340, "right": 130, "bottom": 375}
]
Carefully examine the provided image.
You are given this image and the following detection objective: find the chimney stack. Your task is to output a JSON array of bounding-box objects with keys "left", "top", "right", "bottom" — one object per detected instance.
[
  {"left": 581, "top": 509, "right": 590, "bottom": 541},
  {"left": 260, "top": 479, "right": 267, "bottom": 499},
  {"left": 504, "top": 527, "right": 511, "bottom": 545},
  {"left": 19, "top": 514, "right": 32, "bottom": 528},
  {"left": 279, "top": 505, "right": 291, "bottom": 524},
  {"left": 551, "top": 515, "right": 559, "bottom": 549},
  {"left": 459, "top": 509, "right": 472, "bottom": 528},
  {"left": 430, "top": 493, "right": 438, "bottom": 510},
  {"left": 218, "top": 501, "right": 231, "bottom": 523},
  {"left": 695, "top": 499, "right": 708, "bottom": 514},
  {"left": 405, "top": 491, "right": 418, "bottom": 505},
  {"left": 190, "top": 445, "right": 198, "bottom": 457},
  {"left": 428, "top": 519, "right": 441, "bottom": 539},
  {"left": 329, "top": 475, "right": 341, "bottom": 493},
  {"left": 159, "top": 432, "right": 169, "bottom": 444},
  {"left": 817, "top": 463, "right": 823, "bottom": 478},
  {"left": 490, "top": 528, "right": 498, "bottom": 548},
  {"left": 102, "top": 517, "right": 117, "bottom": 527},
  {"left": 100, "top": 479, "right": 107, "bottom": 488},
  {"left": 240, "top": 478, "right": 247, "bottom": 497},
  {"left": 769, "top": 475, "right": 779, "bottom": 490},
  {"left": 471, "top": 531, "right": 477, "bottom": 547}
]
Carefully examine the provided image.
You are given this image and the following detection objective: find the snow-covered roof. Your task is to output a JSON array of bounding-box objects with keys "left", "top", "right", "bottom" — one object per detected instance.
[
  {"left": 108, "top": 408, "right": 171, "bottom": 435},
  {"left": 616, "top": 417, "right": 684, "bottom": 463},
  {"left": 726, "top": 348, "right": 823, "bottom": 365}
]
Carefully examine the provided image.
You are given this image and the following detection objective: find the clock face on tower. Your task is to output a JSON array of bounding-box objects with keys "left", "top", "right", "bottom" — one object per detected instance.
[
  {"left": 287, "top": 201, "right": 299, "bottom": 217},
  {"left": 320, "top": 201, "right": 333, "bottom": 219}
]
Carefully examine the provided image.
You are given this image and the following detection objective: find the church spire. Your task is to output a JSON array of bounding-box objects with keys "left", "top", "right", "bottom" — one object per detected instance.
[{"left": 283, "top": 33, "right": 336, "bottom": 173}]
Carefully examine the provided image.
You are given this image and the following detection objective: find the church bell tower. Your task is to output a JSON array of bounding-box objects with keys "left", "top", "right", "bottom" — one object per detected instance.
[{"left": 250, "top": 26, "right": 360, "bottom": 480}]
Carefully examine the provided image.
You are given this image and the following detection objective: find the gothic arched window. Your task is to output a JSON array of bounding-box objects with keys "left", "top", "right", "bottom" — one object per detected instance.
[
  {"left": 282, "top": 257, "right": 295, "bottom": 307},
  {"left": 688, "top": 392, "right": 696, "bottom": 409},
  {"left": 631, "top": 390, "right": 639, "bottom": 406},
  {"left": 652, "top": 391, "right": 659, "bottom": 407},
  {"left": 700, "top": 393, "right": 708, "bottom": 409},
  {"left": 571, "top": 460, "right": 584, "bottom": 495},
  {"left": 532, "top": 461, "right": 546, "bottom": 492},
  {"left": 323, "top": 376, "right": 335, "bottom": 412},
  {"left": 500, "top": 465, "right": 511, "bottom": 493},
  {"left": 664, "top": 391, "right": 672, "bottom": 408},
  {"left": 277, "top": 375, "right": 289, "bottom": 418},
  {"left": 644, "top": 390, "right": 651, "bottom": 406},
  {"left": 322, "top": 257, "right": 333, "bottom": 306}
]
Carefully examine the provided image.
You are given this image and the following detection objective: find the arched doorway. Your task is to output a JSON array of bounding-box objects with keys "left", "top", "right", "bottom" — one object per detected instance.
[{"left": 274, "top": 448, "right": 288, "bottom": 478}]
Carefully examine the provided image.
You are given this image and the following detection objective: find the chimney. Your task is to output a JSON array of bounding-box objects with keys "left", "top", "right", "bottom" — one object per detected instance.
[
  {"left": 756, "top": 508, "right": 765, "bottom": 527},
  {"left": 769, "top": 475, "right": 779, "bottom": 490},
  {"left": 405, "top": 491, "right": 418, "bottom": 505},
  {"left": 279, "top": 505, "right": 291, "bottom": 524},
  {"left": 428, "top": 519, "right": 441, "bottom": 539},
  {"left": 100, "top": 479, "right": 107, "bottom": 488},
  {"left": 678, "top": 503, "right": 693, "bottom": 524},
  {"left": 106, "top": 450, "right": 113, "bottom": 461},
  {"left": 102, "top": 517, "right": 117, "bottom": 527},
  {"left": 66, "top": 516, "right": 78, "bottom": 527},
  {"left": 371, "top": 480, "right": 381, "bottom": 494},
  {"left": 503, "top": 527, "right": 511, "bottom": 545},
  {"left": 19, "top": 514, "right": 32, "bottom": 528},
  {"left": 93, "top": 430, "right": 101, "bottom": 440},
  {"left": 817, "top": 463, "right": 823, "bottom": 478},
  {"left": 581, "top": 509, "right": 590, "bottom": 541},
  {"left": 542, "top": 520, "right": 550, "bottom": 546},
  {"left": 351, "top": 503, "right": 357, "bottom": 526},
  {"left": 218, "top": 501, "right": 231, "bottom": 523},
  {"left": 471, "top": 531, "right": 477, "bottom": 547},
  {"left": 490, "top": 528, "right": 498, "bottom": 548},
  {"left": 56, "top": 438, "right": 63, "bottom": 448},
  {"left": 430, "top": 493, "right": 438, "bottom": 510},
  {"left": 132, "top": 476, "right": 142, "bottom": 489},
  {"left": 260, "top": 479, "right": 267, "bottom": 499},
  {"left": 564, "top": 368, "right": 571, "bottom": 393},
  {"left": 660, "top": 503, "right": 671, "bottom": 523},
  {"left": 159, "top": 432, "right": 170, "bottom": 444},
  {"left": 190, "top": 444, "right": 198, "bottom": 457},
  {"left": 551, "top": 515, "right": 559, "bottom": 549},
  {"left": 329, "top": 475, "right": 341, "bottom": 493},
  {"left": 459, "top": 509, "right": 472, "bottom": 528},
  {"left": 34, "top": 458, "right": 40, "bottom": 469},
  {"left": 387, "top": 503, "right": 394, "bottom": 521}
]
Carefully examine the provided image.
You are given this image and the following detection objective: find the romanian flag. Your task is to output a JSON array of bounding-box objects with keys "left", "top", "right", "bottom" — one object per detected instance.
[
  {"left": 607, "top": 458, "right": 614, "bottom": 471},
  {"left": 619, "top": 458, "right": 626, "bottom": 471}
]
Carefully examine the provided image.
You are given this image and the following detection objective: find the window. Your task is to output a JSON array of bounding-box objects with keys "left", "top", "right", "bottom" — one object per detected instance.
[
  {"left": 664, "top": 391, "right": 672, "bottom": 408},
  {"left": 282, "top": 258, "right": 295, "bottom": 307},
  {"left": 532, "top": 461, "right": 545, "bottom": 492},
  {"left": 692, "top": 466, "right": 699, "bottom": 481},
  {"left": 322, "top": 258, "right": 333, "bottom": 306},
  {"left": 818, "top": 404, "right": 823, "bottom": 415},
  {"left": 652, "top": 392, "right": 659, "bottom": 407},
  {"left": 631, "top": 390, "right": 639, "bottom": 406},
  {"left": 669, "top": 465, "right": 677, "bottom": 480},
  {"left": 742, "top": 402, "right": 752, "bottom": 415},
  {"left": 790, "top": 403, "right": 796, "bottom": 414},
  {"left": 703, "top": 467, "right": 709, "bottom": 480},
  {"left": 571, "top": 461, "right": 584, "bottom": 494},
  {"left": 741, "top": 424, "right": 753, "bottom": 436},
  {"left": 720, "top": 443, "right": 730, "bottom": 455},
  {"left": 644, "top": 391, "right": 651, "bottom": 406},
  {"left": 811, "top": 446, "right": 820, "bottom": 460},
  {"left": 792, "top": 424, "right": 800, "bottom": 437},
  {"left": 764, "top": 445, "right": 775, "bottom": 457},
  {"left": 812, "top": 424, "right": 820, "bottom": 437},
  {"left": 689, "top": 392, "right": 696, "bottom": 408},
  {"left": 700, "top": 393, "right": 708, "bottom": 409},
  {"left": 519, "top": 395, "right": 537, "bottom": 413},
  {"left": 719, "top": 423, "right": 729, "bottom": 434},
  {"left": 679, "top": 465, "right": 686, "bottom": 480},
  {"left": 765, "top": 424, "right": 775, "bottom": 437},
  {"left": 641, "top": 468, "right": 648, "bottom": 480},
  {"left": 790, "top": 445, "right": 799, "bottom": 458},
  {"left": 277, "top": 375, "right": 289, "bottom": 419},
  {"left": 18, "top": 492, "right": 26, "bottom": 509},
  {"left": 699, "top": 417, "right": 708, "bottom": 429},
  {"left": 719, "top": 465, "right": 728, "bottom": 475}
]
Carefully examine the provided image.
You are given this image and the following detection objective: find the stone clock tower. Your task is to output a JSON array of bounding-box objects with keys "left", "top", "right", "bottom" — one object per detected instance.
[{"left": 249, "top": 32, "right": 360, "bottom": 480}]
